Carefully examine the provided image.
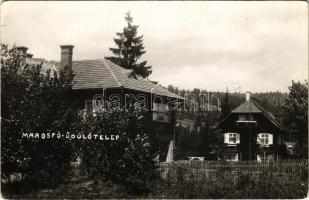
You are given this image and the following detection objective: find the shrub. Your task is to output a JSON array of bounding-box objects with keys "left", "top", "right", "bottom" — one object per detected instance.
[
  {"left": 1, "top": 44, "right": 79, "bottom": 194},
  {"left": 80, "top": 109, "right": 159, "bottom": 194}
]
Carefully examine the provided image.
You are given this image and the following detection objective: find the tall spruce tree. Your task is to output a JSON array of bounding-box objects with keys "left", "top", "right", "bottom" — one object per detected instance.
[
  {"left": 220, "top": 88, "right": 231, "bottom": 119},
  {"left": 106, "top": 12, "right": 152, "bottom": 78}
]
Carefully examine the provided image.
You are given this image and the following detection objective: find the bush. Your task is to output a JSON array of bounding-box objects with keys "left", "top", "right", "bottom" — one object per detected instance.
[
  {"left": 80, "top": 109, "right": 159, "bottom": 194},
  {"left": 1, "top": 44, "right": 79, "bottom": 194}
]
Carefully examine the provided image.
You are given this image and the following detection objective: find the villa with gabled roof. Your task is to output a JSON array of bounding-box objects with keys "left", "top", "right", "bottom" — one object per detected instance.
[
  {"left": 216, "top": 92, "right": 286, "bottom": 162},
  {"left": 17, "top": 45, "right": 183, "bottom": 162}
]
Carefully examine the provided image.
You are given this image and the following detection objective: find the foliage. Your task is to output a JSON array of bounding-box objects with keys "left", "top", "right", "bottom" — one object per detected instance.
[
  {"left": 1, "top": 44, "right": 159, "bottom": 196},
  {"left": 80, "top": 109, "right": 158, "bottom": 194},
  {"left": 175, "top": 127, "right": 223, "bottom": 160},
  {"left": 175, "top": 127, "right": 206, "bottom": 159},
  {"left": 4, "top": 160, "right": 308, "bottom": 199},
  {"left": 166, "top": 83, "right": 286, "bottom": 115},
  {"left": 105, "top": 12, "right": 152, "bottom": 78},
  {"left": 175, "top": 112, "right": 223, "bottom": 160},
  {"left": 2, "top": 180, "right": 132, "bottom": 199},
  {"left": 1, "top": 44, "right": 78, "bottom": 193},
  {"left": 280, "top": 80, "right": 308, "bottom": 158},
  {"left": 154, "top": 160, "right": 308, "bottom": 199},
  {"left": 220, "top": 88, "right": 231, "bottom": 119}
]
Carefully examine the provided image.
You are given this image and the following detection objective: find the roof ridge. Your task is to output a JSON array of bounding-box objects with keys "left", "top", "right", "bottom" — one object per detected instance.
[
  {"left": 217, "top": 100, "right": 252, "bottom": 128},
  {"left": 70, "top": 59, "right": 184, "bottom": 99},
  {"left": 250, "top": 99, "right": 273, "bottom": 116},
  {"left": 231, "top": 100, "right": 248, "bottom": 112},
  {"left": 250, "top": 100, "right": 284, "bottom": 129},
  {"left": 102, "top": 59, "right": 122, "bottom": 87}
]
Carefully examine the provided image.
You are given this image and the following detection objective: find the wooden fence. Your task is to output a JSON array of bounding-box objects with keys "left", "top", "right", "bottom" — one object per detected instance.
[{"left": 158, "top": 160, "right": 308, "bottom": 182}]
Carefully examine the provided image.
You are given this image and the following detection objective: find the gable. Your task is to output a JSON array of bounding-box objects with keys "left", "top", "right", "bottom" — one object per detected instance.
[{"left": 217, "top": 99, "right": 284, "bottom": 131}]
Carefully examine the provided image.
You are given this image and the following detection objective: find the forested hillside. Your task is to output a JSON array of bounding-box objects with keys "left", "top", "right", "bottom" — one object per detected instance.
[{"left": 165, "top": 84, "right": 287, "bottom": 117}]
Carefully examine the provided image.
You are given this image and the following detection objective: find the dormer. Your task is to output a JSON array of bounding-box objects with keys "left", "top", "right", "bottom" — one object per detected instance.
[{"left": 127, "top": 70, "right": 138, "bottom": 79}]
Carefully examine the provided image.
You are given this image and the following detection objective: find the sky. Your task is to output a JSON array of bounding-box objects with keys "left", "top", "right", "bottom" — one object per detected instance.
[{"left": 1, "top": 1, "right": 308, "bottom": 92}]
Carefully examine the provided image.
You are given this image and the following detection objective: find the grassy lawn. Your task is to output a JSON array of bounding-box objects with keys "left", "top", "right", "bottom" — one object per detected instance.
[
  {"left": 2, "top": 180, "right": 139, "bottom": 199},
  {"left": 3, "top": 175, "right": 307, "bottom": 199},
  {"left": 2, "top": 160, "right": 308, "bottom": 199}
]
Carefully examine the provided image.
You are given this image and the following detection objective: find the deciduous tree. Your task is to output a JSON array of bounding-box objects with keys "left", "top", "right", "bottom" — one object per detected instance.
[
  {"left": 281, "top": 80, "right": 308, "bottom": 158},
  {"left": 1, "top": 44, "right": 78, "bottom": 192}
]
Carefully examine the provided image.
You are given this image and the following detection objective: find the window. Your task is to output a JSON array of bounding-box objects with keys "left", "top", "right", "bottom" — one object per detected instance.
[
  {"left": 224, "top": 133, "right": 240, "bottom": 145},
  {"left": 153, "top": 112, "right": 169, "bottom": 122},
  {"left": 229, "top": 133, "right": 237, "bottom": 144},
  {"left": 260, "top": 134, "right": 269, "bottom": 145},
  {"left": 238, "top": 114, "right": 254, "bottom": 121},
  {"left": 152, "top": 102, "right": 170, "bottom": 122},
  {"left": 236, "top": 114, "right": 257, "bottom": 126},
  {"left": 257, "top": 133, "right": 273, "bottom": 146},
  {"left": 238, "top": 115, "right": 246, "bottom": 121}
]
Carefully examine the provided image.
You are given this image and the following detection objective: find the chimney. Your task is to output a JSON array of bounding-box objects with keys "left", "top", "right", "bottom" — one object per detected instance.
[
  {"left": 60, "top": 45, "right": 74, "bottom": 71},
  {"left": 246, "top": 92, "right": 251, "bottom": 101}
]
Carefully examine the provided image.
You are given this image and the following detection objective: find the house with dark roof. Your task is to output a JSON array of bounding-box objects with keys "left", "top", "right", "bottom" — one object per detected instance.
[
  {"left": 20, "top": 45, "right": 184, "bottom": 162},
  {"left": 216, "top": 92, "right": 286, "bottom": 162}
]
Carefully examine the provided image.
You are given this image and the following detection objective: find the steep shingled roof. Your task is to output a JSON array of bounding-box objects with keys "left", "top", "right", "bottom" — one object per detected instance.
[
  {"left": 72, "top": 59, "right": 121, "bottom": 89},
  {"left": 28, "top": 58, "right": 182, "bottom": 99},
  {"left": 232, "top": 100, "right": 262, "bottom": 113},
  {"left": 249, "top": 99, "right": 284, "bottom": 130},
  {"left": 27, "top": 58, "right": 59, "bottom": 73},
  {"left": 216, "top": 98, "right": 284, "bottom": 130},
  {"left": 71, "top": 59, "right": 183, "bottom": 99}
]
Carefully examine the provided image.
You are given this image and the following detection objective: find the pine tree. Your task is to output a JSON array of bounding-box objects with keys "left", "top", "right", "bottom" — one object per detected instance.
[
  {"left": 105, "top": 12, "right": 152, "bottom": 78},
  {"left": 167, "top": 84, "right": 175, "bottom": 93},
  {"left": 220, "top": 88, "right": 231, "bottom": 119},
  {"left": 174, "top": 87, "right": 179, "bottom": 95}
]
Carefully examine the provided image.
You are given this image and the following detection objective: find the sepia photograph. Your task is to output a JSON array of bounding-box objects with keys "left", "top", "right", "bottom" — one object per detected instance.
[{"left": 1, "top": 1, "right": 308, "bottom": 199}]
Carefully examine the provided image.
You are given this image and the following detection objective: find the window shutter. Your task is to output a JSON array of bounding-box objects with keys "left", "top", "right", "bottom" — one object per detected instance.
[
  {"left": 235, "top": 153, "right": 239, "bottom": 161},
  {"left": 224, "top": 133, "right": 229, "bottom": 144},
  {"left": 257, "top": 134, "right": 262, "bottom": 145},
  {"left": 268, "top": 134, "right": 273, "bottom": 145},
  {"left": 257, "top": 154, "right": 262, "bottom": 162},
  {"left": 236, "top": 133, "right": 240, "bottom": 144}
]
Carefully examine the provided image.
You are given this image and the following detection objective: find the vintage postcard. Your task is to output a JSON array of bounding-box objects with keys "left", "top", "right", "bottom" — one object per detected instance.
[{"left": 1, "top": 1, "right": 308, "bottom": 199}]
